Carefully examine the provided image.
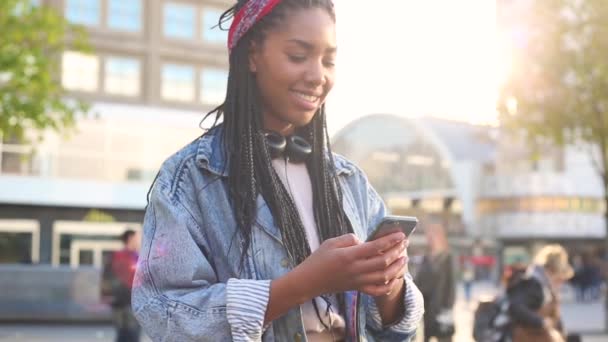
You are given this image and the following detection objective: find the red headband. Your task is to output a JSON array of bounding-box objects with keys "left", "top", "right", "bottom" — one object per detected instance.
[{"left": 228, "top": 0, "right": 282, "bottom": 53}]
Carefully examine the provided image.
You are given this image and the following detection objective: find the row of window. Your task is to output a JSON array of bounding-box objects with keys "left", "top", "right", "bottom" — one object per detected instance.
[
  {"left": 0, "top": 220, "right": 140, "bottom": 267},
  {"left": 477, "top": 197, "right": 605, "bottom": 214},
  {"left": 66, "top": 0, "right": 141, "bottom": 32},
  {"left": 161, "top": 63, "right": 227, "bottom": 104},
  {"left": 62, "top": 51, "right": 228, "bottom": 105},
  {"left": 65, "top": 0, "right": 227, "bottom": 44}
]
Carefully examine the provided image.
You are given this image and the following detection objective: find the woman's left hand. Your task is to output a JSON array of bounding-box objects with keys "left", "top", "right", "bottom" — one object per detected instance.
[
  {"left": 368, "top": 238, "right": 409, "bottom": 325},
  {"left": 361, "top": 238, "right": 409, "bottom": 298}
]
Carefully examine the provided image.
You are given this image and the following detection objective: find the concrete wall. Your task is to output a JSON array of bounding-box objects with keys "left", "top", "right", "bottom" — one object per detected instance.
[{"left": 0, "top": 265, "right": 111, "bottom": 322}]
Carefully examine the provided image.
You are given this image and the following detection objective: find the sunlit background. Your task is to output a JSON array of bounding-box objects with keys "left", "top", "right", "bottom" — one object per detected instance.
[
  {"left": 1, "top": 1, "right": 608, "bottom": 341},
  {"left": 329, "top": 0, "right": 502, "bottom": 134}
]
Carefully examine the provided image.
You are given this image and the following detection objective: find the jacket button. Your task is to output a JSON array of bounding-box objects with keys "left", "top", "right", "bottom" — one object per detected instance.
[
  {"left": 294, "top": 332, "right": 303, "bottom": 342},
  {"left": 281, "top": 258, "right": 289, "bottom": 268}
]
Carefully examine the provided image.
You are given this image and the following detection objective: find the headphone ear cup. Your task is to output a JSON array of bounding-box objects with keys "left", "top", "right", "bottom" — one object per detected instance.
[
  {"left": 286, "top": 135, "right": 312, "bottom": 163},
  {"left": 264, "top": 131, "right": 287, "bottom": 159}
]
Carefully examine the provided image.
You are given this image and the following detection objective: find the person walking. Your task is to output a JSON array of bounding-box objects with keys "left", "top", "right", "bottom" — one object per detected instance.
[
  {"left": 415, "top": 221, "right": 455, "bottom": 342},
  {"left": 107, "top": 230, "right": 141, "bottom": 342}
]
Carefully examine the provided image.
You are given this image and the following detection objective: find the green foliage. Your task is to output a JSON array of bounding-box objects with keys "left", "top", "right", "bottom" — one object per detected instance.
[
  {"left": 83, "top": 209, "right": 116, "bottom": 223},
  {"left": 0, "top": 0, "right": 90, "bottom": 142},
  {"left": 499, "top": 0, "right": 608, "bottom": 165}
]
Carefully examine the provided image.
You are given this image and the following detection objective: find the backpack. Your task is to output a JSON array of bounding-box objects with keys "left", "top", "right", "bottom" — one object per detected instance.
[
  {"left": 472, "top": 296, "right": 510, "bottom": 342},
  {"left": 473, "top": 271, "right": 528, "bottom": 342}
]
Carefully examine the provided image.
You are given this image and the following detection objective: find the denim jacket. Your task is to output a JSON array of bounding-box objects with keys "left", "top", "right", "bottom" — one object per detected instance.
[{"left": 132, "top": 126, "right": 424, "bottom": 341}]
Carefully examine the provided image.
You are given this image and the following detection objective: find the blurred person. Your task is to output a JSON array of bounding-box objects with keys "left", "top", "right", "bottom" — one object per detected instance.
[
  {"left": 415, "top": 221, "right": 455, "bottom": 342},
  {"left": 569, "top": 254, "right": 583, "bottom": 301},
  {"left": 131, "top": 1, "right": 424, "bottom": 341},
  {"left": 462, "top": 259, "right": 475, "bottom": 304},
  {"left": 585, "top": 250, "right": 604, "bottom": 301},
  {"left": 572, "top": 249, "right": 602, "bottom": 301},
  {"left": 502, "top": 256, "right": 528, "bottom": 290},
  {"left": 507, "top": 244, "right": 573, "bottom": 342},
  {"left": 106, "top": 229, "right": 141, "bottom": 342}
]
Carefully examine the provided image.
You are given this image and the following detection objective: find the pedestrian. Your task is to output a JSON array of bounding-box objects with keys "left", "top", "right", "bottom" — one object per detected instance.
[
  {"left": 462, "top": 259, "right": 475, "bottom": 304},
  {"left": 107, "top": 229, "right": 141, "bottom": 342},
  {"left": 569, "top": 254, "right": 583, "bottom": 302},
  {"left": 415, "top": 221, "right": 455, "bottom": 342},
  {"left": 507, "top": 244, "right": 574, "bottom": 342},
  {"left": 131, "top": 1, "right": 424, "bottom": 341}
]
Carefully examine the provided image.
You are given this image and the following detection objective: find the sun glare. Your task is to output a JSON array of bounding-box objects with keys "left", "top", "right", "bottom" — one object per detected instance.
[{"left": 329, "top": 0, "right": 506, "bottom": 132}]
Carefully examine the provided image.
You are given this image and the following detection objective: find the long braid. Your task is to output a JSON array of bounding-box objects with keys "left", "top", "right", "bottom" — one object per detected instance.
[
  {"left": 306, "top": 106, "right": 352, "bottom": 318},
  {"left": 208, "top": 0, "right": 352, "bottom": 323}
]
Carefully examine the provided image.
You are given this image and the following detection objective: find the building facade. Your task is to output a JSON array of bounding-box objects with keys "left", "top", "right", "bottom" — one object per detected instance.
[
  {"left": 332, "top": 114, "right": 607, "bottom": 272},
  {"left": 332, "top": 114, "right": 497, "bottom": 266},
  {"left": 0, "top": 0, "right": 231, "bottom": 270},
  {"left": 479, "top": 132, "right": 606, "bottom": 265}
]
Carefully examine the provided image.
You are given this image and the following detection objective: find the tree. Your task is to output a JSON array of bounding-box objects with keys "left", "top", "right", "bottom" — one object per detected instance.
[
  {"left": 498, "top": 0, "right": 608, "bottom": 328},
  {"left": 0, "top": 0, "right": 89, "bottom": 143}
]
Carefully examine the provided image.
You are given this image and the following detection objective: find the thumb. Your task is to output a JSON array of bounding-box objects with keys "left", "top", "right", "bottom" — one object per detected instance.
[{"left": 328, "top": 233, "right": 361, "bottom": 248}]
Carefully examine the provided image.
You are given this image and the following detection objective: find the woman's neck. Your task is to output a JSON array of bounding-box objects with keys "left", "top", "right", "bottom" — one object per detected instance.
[{"left": 263, "top": 111, "right": 295, "bottom": 135}]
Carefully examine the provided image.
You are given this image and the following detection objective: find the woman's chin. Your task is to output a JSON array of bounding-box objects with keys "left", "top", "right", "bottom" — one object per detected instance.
[{"left": 292, "top": 110, "right": 319, "bottom": 127}]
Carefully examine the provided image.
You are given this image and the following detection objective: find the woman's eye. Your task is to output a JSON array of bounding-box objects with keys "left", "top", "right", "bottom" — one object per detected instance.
[
  {"left": 324, "top": 60, "right": 336, "bottom": 67},
  {"left": 288, "top": 55, "right": 306, "bottom": 63}
]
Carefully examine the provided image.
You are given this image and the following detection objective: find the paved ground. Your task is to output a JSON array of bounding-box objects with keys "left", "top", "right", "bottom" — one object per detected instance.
[
  {"left": 0, "top": 282, "right": 606, "bottom": 341},
  {"left": 418, "top": 281, "right": 607, "bottom": 342},
  {"left": 0, "top": 325, "right": 141, "bottom": 342}
]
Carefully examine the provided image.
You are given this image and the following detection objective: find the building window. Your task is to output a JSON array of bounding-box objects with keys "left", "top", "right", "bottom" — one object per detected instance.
[
  {"left": 104, "top": 56, "right": 141, "bottom": 97},
  {"left": 62, "top": 51, "right": 99, "bottom": 92},
  {"left": 0, "top": 220, "right": 39, "bottom": 264},
  {"left": 108, "top": 0, "right": 142, "bottom": 32},
  {"left": 200, "top": 68, "right": 227, "bottom": 105},
  {"left": 65, "top": 0, "right": 101, "bottom": 26},
  {"left": 164, "top": 2, "right": 196, "bottom": 40},
  {"left": 13, "top": 0, "right": 41, "bottom": 15},
  {"left": 162, "top": 64, "right": 195, "bottom": 102},
  {"left": 0, "top": 232, "right": 33, "bottom": 264},
  {"left": 202, "top": 8, "right": 228, "bottom": 44},
  {"left": 52, "top": 221, "right": 138, "bottom": 267}
]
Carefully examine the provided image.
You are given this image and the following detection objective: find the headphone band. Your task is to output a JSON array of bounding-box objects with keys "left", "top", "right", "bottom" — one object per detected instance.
[{"left": 263, "top": 131, "right": 312, "bottom": 163}]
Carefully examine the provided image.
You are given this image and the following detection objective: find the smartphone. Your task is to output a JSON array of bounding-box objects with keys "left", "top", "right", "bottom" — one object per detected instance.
[{"left": 366, "top": 215, "right": 418, "bottom": 242}]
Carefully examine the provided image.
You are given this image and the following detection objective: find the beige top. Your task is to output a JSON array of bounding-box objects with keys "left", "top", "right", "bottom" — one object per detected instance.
[{"left": 272, "top": 159, "right": 346, "bottom": 341}]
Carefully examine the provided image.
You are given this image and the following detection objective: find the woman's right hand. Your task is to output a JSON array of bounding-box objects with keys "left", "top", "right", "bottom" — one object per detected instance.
[{"left": 293, "top": 232, "right": 408, "bottom": 299}]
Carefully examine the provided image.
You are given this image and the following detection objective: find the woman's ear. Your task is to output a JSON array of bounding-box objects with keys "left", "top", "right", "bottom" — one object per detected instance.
[{"left": 249, "top": 41, "right": 259, "bottom": 73}]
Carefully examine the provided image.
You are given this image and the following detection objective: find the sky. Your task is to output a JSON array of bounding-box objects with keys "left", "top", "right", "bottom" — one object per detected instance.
[{"left": 327, "top": 0, "right": 502, "bottom": 135}]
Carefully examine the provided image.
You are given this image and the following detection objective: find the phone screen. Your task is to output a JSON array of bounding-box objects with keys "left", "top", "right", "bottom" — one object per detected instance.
[{"left": 367, "top": 216, "right": 418, "bottom": 241}]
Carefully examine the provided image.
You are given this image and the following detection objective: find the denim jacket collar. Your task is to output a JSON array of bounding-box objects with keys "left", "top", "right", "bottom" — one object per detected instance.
[
  {"left": 195, "top": 125, "right": 355, "bottom": 177},
  {"left": 195, "top": 126, "right": 229, "bottom": 177},
  {"left": 194, "top": 126, "right": 357, "bottom": 250}
]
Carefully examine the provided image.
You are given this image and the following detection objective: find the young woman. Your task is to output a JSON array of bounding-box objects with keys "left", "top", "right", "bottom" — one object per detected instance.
[{"left": 132, "top": 1, "right": 424, "bottom": 341}]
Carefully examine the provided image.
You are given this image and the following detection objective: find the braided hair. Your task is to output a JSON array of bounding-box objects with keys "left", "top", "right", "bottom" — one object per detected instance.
[
  {"left": 205, "top": 0, "right": 353, "bottom": 325},
  {"left": 208, "top": 0, "right": 352, "bottom": 270}
]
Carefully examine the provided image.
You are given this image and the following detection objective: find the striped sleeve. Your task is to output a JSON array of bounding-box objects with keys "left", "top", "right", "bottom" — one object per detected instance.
[
  {"left": 367, "top": 273, "right": 425, "bottom": 334},
  {"left": 226, "top": 278, "right": 272, "bottom": 341}
]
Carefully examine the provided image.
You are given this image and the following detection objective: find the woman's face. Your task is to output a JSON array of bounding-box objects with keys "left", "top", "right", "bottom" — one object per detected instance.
[
  {"left": 249, "top": 7, "right": 337, "bottom": 135},
  {"left": 548, "top": 272, "right": 566, "bottom": 288}
]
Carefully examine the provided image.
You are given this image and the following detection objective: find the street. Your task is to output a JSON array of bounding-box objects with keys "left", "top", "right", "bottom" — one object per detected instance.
[{"left": 0, "top": 282, "right": 606, "bottom": 341}]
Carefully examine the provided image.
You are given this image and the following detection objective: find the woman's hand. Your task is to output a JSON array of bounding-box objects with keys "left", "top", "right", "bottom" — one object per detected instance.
[
  {"left": 361, "top": 238, "right": 409, "bottom": 298},
  {"left": 294, "top": 232, "right": 408, "bottom": 298},
  {"left": 265, "top": 232, "right": 408, "bottom": 324}
]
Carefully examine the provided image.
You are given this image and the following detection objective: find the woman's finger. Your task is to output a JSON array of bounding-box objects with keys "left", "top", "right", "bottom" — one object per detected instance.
[
  {"left": 350, "top": 232, "right": 405, "bottom": 259},
  {"left": 353, "top": 240, "right": 406, "bottom": 273},
  {"left": 356, "top": 256, "right": 407, "bottom": 285},
  {"left": 360, "top": 277, "right": 402, "bottom": 297}
]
